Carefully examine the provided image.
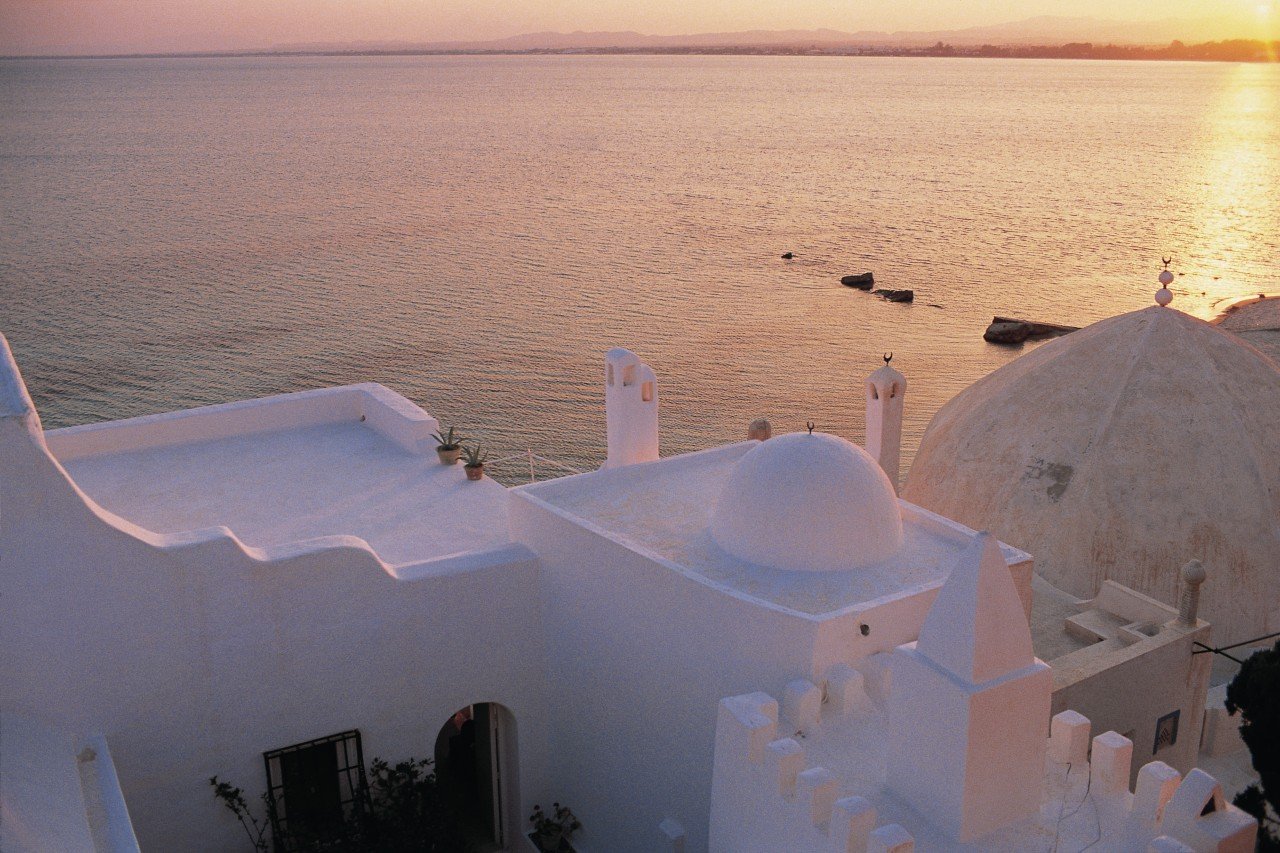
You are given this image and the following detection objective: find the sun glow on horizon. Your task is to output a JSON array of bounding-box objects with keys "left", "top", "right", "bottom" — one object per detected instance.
[{"left": 2, "top": 0, "right": 1279, "bottom": 56}]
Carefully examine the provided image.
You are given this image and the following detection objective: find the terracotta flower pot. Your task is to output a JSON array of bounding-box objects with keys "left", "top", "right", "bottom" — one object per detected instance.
[
  {"left": 437, "top": 446, "right": 463, "bottom": 465},
  {"left": 465, "top": 464, "right": 484, "bottom": 481}
]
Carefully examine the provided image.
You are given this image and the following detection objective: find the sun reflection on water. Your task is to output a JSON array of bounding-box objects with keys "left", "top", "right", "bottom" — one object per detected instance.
[{"left": 1181, "top": 63, "right": 1280, "bottom": 319}]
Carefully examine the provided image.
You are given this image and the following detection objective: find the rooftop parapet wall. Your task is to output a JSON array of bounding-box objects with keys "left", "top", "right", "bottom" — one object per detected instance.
[
  {"left": 3, "top": 379, "right": 511, "bottom": 582},
  {"left": 45, "top": 382, "right": 439, "bottom": 461},
  {"left": 0, "top": 344, "right": 511, "bottom": 570},
  {"left": 709, "top": 685, "right": 1257, "bottom": 852},
  {"left": 0, "top": 333, "right": 45, "bottom": 444},
  {"left": 1041, "top": 712, "right": 1256, "bottom": 852},
  {"left": 710, "top": 682, "right": 915, "bottom": 853}
]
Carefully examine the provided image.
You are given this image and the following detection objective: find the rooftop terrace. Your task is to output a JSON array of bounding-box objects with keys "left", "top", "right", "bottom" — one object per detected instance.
[
  {"left": 516, "top": 442, "right": 1031, "bottom": 617},
  {"left": 47, "top": 384, "right": 510, "bottom": 567}
]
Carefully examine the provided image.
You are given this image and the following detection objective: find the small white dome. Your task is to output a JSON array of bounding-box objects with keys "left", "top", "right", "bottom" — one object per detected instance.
[{"left": 711, "top": 432, "right": 904, "bottom": 572}]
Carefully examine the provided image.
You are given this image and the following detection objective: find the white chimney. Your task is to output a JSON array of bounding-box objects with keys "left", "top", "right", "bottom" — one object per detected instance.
[
  {"left": 603, "top": 348, "right": 659, "bottom": 469},
  {"left": 865, "top": 355, "right": 906, "bottom": 492}
]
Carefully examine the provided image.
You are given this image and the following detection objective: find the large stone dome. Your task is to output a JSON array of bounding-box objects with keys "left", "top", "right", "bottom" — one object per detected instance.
[
  {"left": 711, "top": 431, "right": 903, "bottom": 572},
  {"left": 903, "top": 305, "right": 1280, "bottom": 644}
]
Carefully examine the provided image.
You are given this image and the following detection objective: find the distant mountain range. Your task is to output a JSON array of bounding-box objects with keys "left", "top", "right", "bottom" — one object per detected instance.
[{"left": 274, "top": 15, "right": 1253, "bottom": 54}]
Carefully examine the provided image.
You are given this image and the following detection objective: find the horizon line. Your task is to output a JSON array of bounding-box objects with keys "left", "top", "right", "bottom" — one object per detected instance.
[{"left": 4, "top": 38, "right": 1278, "bottom": 63}]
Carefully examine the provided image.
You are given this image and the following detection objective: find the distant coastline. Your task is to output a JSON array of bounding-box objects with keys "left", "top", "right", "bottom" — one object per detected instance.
[{"left": 4, "top": 39, "right": 1278, "bottom": 63}]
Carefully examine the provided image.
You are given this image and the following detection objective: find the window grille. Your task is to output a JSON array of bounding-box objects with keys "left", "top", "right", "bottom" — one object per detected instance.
[
  {"left": 264, "top": 730, "right": 368, "bottom": 850},
  {"left": 1153, "top": 710, "right": 1180, "bottom": 755}
]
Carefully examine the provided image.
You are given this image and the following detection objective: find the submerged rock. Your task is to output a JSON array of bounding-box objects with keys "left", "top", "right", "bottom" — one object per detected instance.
[
  {"left": 874, "top": 289, "right": 914, "bottom": 303},
  {"left": 781, "top": 252, "right": 794, "bottom": 259},
  {"left": 841, "top": 272, "right": 875, "bottom": 289}
]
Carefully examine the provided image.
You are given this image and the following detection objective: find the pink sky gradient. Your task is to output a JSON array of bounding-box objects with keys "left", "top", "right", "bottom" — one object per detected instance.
[{"left": 2, "top": 0, "right": 1276, "bottom": 55}]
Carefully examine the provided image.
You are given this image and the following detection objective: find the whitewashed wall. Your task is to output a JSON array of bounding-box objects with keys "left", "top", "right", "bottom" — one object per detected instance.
[
  {"left": 1, "top": 409, "right": 549, "bottom": 851},
  {"left": 1051, "top": 619, "right": 1212, "bottom": 782},
  {"left": 510, "top": 490, "right": 829, "bottom": 853}
]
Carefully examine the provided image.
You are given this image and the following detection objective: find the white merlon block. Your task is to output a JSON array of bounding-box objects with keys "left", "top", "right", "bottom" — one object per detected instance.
[
  {"left": 868, "top": 823, "right": 914, "bottom": 853},
  {"left": 1147, "top": 836, "right": 1194, "bottom": 852},
  {"left": 1049, "top": 710, "right": 1091, "bottom": 765},
  {"left": 658, "top": 818, "right": 685, "bottom": 852},
  {"left": 797, "top": 767, "right": 839, "bottom": 826},
  {"left": 826, "top": 664, "right": 867, "bottom": 715},
  {"left": 1090, "top": 731, "right": 1134, "bottom": 797},
  {"left": 720, "top": 693, "right": 779, "bottom": 763},
  {"left": 767, "top": 738, "right": 805, "bottom": 798},
  {"left": 832, "top": 796, "right": 876, "bottom": 853},
  {"left": 784, "top": 679, "right": 822, "bottom": 731},
  {"left": 1133, "top": 761, "right": 1181, "bottom": 824},
  {"left": 737, "top": 691, "right": 780, "bottom": 723},
  {"left": 860, "top": 653, "right": 894, "bottom": 706}
]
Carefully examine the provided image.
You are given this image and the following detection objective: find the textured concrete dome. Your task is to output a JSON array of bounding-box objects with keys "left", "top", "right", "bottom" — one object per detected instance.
[
  {"left": 903, "top": 306, "right": 1280, "bottom": 644},
  {"left": 711, "top": 431, "right": 903, "bottom": 572}
]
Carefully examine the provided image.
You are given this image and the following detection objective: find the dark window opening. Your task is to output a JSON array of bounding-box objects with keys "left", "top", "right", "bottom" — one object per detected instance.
[{"left": 264, "top": 730, "right": 368, "bottom": 851}]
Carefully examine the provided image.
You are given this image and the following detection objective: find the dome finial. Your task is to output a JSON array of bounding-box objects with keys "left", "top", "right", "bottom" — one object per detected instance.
[
  {"left": 1179, "top": 559, "right": 1207, "bottom": 625},
  {"left": 883, "top": 352, "right": 893, "bottom": 365},
  {"left": 1156, "top": 257, "right": 1175, "bottom": 306},
  {"left": 806, "top": 421, "right": 815, "bottom": 435}
]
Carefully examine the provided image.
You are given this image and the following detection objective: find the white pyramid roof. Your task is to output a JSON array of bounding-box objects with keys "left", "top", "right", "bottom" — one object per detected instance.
[{"left": 917, "top": 532, "right": 1036, "bottom": 684}]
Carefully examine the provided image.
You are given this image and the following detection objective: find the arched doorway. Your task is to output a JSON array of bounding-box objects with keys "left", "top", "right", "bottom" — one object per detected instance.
[{"left": 434, "top": 703, "right": 517, "bottom": 851}]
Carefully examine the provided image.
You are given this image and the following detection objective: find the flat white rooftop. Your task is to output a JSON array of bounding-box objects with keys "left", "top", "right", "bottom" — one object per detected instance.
[
  {"left": 518, "top": 442, "right": 1029, "bottom": 617},
  {"left": 48, "top": 386, "right": 510, "bottom": 567}
]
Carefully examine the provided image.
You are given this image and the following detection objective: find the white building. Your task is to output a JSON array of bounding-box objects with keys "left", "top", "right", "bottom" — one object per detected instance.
[
  {"left": 709, "top": 535, "right": 1256, "bottom": 851},
  {"left": 0, "top": 325, "right": 1254, "bottom": 852},
  {"left": 903, "top": 298, "right": 1280, "bottom": 647}
]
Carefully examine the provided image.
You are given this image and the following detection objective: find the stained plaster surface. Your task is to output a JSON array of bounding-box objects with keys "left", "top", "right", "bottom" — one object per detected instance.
[
  {"left": 519, "top": 443, "right": 1015, "bottom": 617},
  {"left": 59, "top": 421, "right": 510, "bottom": 566}
]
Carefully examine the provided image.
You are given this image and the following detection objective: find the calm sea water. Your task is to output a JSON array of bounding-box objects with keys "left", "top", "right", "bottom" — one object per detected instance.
[{"left": 2, "top": 55, "right": 1277, "bottom": 478}]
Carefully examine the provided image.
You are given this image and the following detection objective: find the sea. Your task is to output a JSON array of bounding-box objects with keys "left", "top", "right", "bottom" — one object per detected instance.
[{"left": 2, "top": 55, "right": 1277, "bottom": 479}]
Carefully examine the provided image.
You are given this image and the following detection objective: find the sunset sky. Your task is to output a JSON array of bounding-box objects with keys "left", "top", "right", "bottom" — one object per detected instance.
[{"left": 2, "top": 0, "right": 1277, "bottom": 55}]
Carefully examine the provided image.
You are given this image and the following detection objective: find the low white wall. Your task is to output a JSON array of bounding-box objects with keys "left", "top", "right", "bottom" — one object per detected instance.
[
  {"left": 0, "top": 714, "right": 98, "bottom": 853},
  {"left": 78, "top": 734, "right": 141, "bottom": 853},
  {"left": 1092, "top": 580, "right": 1179, "bottom": 626},
  {"left": 0, "top": 714, "right": 141, "bottom": 853},
  {"left": 1201, "top": 683, "right": 1246, "bottom": 758},
  {"left": 45, "top": 383, "right": 439, "bottom": 461}
]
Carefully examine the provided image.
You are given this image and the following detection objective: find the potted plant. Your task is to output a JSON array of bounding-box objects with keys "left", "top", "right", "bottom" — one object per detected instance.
[
  {"left": 433, "top": 427, "right": 465, "bottom": 465},
  {"left": 463, "top": 444, "right": 488, "bottom": 481},
  {"left": 528, "top": 803, "right": 580, "bottom": 852}
]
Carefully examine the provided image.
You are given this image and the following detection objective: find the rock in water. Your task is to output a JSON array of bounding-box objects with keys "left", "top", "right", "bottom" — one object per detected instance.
[
  {"left": 984, "top": 321, "right": 1032, "bottom": 344},
  {"left": 841, "top": 272, "right": 875, "bottom": 289},
  {"left": 874, "top": 289, "right": 914, "bottom": 303},
  {"left": 781, "top": 252, "right": 794, "bottom": 259},
  {"left": 990, "top": 317, "right": 1079, "bottom": 338}
]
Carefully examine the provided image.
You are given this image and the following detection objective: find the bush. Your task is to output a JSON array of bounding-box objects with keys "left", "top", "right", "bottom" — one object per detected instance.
[
  {"left": 1226, "top": 640, "right": 1280, "bottom": 851},
  {"left": 211, "top": 756, "right": 469, "bottom": 852}
]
